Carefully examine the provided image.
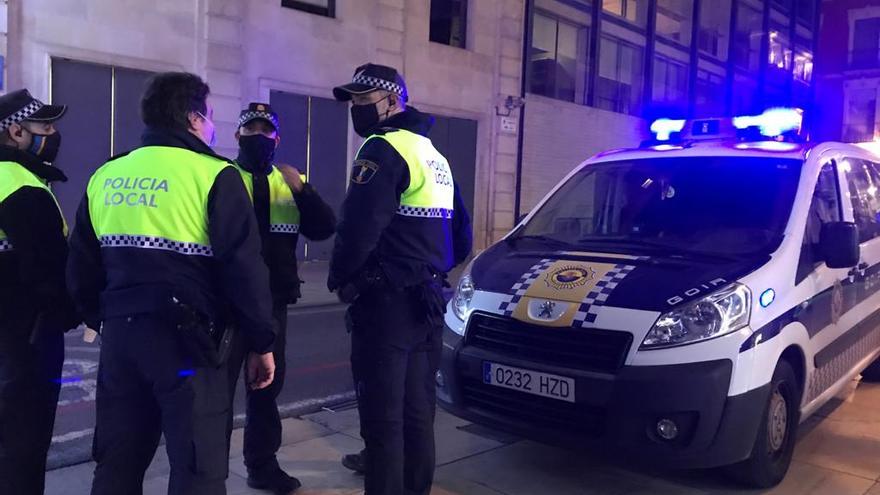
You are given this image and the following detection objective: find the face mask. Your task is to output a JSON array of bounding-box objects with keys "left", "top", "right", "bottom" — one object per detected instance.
[
  {"left": 351, "top": 95, "right": 392, "bottom": 138},
  {"left": 196, "top": 111, "right": 217, "bottom": 147},
  {"left": 238, "top": 134, "right": 277, "bottom": 172},
  {"left": 27, "top": 131, "right": 62, "bottom": 163}
]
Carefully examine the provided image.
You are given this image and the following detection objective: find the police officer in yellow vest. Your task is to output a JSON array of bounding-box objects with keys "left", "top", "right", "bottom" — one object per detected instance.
[
  {"left": 66, "top": 72, "right": 276, "bottom": 495},
  {"left": 0, "top": 89, "right": 80, "bottom": 495},
  {"left": 331, "top": 64, "right": 472, "bottom": 495},
  {"left": 228, "top": 103, "right": 335, "bottom": 494}
]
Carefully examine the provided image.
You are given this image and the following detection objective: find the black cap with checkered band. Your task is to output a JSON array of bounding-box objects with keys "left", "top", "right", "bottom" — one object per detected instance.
[
  {"left": 0, "top": 89, "right": 67, "bottom": 132},
  {"left": 238, "top": 102, "right": 280, "bottom": 131},
  {"left": 333, "top": 63, "right": 408, "bottom": 102}
]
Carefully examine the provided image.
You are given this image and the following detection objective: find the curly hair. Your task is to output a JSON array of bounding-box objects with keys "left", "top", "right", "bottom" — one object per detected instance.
[{"left": 141, "top": 72, "right": 210, "bottom": 131}]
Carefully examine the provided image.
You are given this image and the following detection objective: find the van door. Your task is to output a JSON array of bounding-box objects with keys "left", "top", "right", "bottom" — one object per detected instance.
[{"left": 807, "top": 157, "right": 880, "bottom": 402}]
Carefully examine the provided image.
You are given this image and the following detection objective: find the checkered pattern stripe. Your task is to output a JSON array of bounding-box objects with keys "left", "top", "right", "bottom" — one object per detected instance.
[
  {"left": 0, "top": 239, "right": 13, "bottom": 252},
  {"left": 353, "top": 75, "right": 404, "bottom": 96},
  {"left": 498, "top": 259, "right": 555, "bottom": 317},
  {"left": 99, "top": 235, "right": 213, "bottom": 257},
  {"left": 397, "top": 205, "right": 453, "bottom": 219},
  {"left": 270, "top": 223, "right": 300, "bottom": 234},
  {"left": 238, "top": 111, "right": 279, "bottom": 130},
  {"left": 0, "top": 101, "right": 43, "bottom": 131},
  {"left": 806, "top": 328, "right": 880, "bottom": 402},
  {"left": 572, "top": 264, "right": 637, "bottom": 328}
]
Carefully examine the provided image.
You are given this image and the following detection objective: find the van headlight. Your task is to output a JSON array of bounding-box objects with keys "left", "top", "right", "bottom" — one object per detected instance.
[
  {"left": 452, "top": 274, "right": 475, "bottom": 322},
  {"left": 641, "top": 284, "right": 751, "bottom": 350}
]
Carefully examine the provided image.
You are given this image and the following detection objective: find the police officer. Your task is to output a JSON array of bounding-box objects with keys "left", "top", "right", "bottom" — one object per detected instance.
[
  {"left": 67, "top": 72, "right": 276, "bottom": 495},
  {"left": 228, "top": 103, "right": 336, "bottom": 494},
  {"left": 0, "top": 89, "right": 79, "bottom": 494},
  {"left": 330, "top": 64, "right": 472, "bottom": 495}
]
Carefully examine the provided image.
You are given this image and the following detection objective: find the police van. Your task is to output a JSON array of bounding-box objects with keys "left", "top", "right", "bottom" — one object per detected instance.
[{"left": 437, "top": 108, "right": 880, "bottom": 487}]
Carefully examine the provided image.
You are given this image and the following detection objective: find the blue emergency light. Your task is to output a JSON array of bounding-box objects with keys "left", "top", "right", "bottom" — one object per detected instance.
[
  {"left": 732, "top": 108, "right": 803, "bottom": 138},
  {"left": 650, "top": 118, "right": 686, "bottom": 141}
]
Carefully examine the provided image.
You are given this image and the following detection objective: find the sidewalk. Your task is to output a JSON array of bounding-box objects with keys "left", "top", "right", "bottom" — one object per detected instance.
[{"left": 46, "top": 379, "right": 880, "bottom": 495}]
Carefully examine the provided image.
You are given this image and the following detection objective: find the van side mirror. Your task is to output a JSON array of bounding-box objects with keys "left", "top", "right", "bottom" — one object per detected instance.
[{"left": 820, "top": 222, "right": 860, "bottom": 269}]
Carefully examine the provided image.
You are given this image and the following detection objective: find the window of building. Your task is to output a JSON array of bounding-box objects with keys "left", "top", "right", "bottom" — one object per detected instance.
[
  {"left": 793, "top": 45, "right": 813, "bottom": 83},
  {"left": 695, "top": 64, "right": 726, "bottom": 117},
  {"left": 603, "top": 0, "right": 649, "bottom": 27},
  {"left": 698, "top": 0, "right": 731, "bottom": 60},
  {"left": 281, "top": 0, "right": 334, "bottom": 17},
  {"left": 852, "top": 18, "right": 880, "bottom": 70},
  {"left": 596, "top": 35, "right": 644, "bottom": 115},
  {"left": 653, "top": 52, "right": 689, "bottom": 109},
  {"left": 733, "top": 2, "right": 763, "bottom": 72},
  {"left": 844, "top": 89, "right": 877, "bottom": 142},
  {"left": 529, "top": 10, "right": 590, "bottom": 103},
  {"left": 797, "top": 162, "right": 841, "bottom": 282},
  {"left": 732, "top": 73, "right": 759, "bottom": 115},
  {"left": 430, "top": 0, "right": 468, "bottom": 48},
  {"left": 656, "top": 0, "right": 693, "bottom": 46},
  {"left": 795, "top": 0, "right": 815, "bottom": 27},
  {"left": 768, "top": 24, "right": 792, "bottom": 71}
]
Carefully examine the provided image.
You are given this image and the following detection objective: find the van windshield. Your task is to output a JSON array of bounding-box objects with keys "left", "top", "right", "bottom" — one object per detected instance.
[{"left": 513, "top": 156, "right": 803, "bottom": 258}]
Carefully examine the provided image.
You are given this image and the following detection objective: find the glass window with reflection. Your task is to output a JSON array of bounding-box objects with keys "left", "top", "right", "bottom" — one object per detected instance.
[
  {"left": 653, "top": 53, "right": 689, "bottom": 108},
  {"left": 430, "top": 0, "right": 468, "bottom": 48},
  {"left": 695, "top": 65, "right": 726, "bottom": 117},
  {"left": 797, "top": 162, "right": 841, "bottom": 282},
  {"left": 596, "top": 35, "right": 644, "bottom": 115},
  {"left": 733, "top": 1, "right": 764, "bottom": 72},
  {"left": 698, "top": 0, "right": 731, "bottom": 60},
  {"left": 529, "top": 5, "right": 590, "bottom": 104},
  {"left": 656, "top": 0, "right": 693, "bottom": 46},
  {"left": 603, "top": 0, "right": 649, "bottom": 27}
]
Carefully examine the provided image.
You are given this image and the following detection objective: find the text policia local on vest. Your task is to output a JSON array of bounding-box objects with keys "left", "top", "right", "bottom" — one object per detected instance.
[{"left": 101, "top": 177, "right": 170, "bottom": 208}]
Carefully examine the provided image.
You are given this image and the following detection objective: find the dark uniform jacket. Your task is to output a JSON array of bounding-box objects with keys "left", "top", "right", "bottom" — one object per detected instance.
[
  {"left": 0, "top": 146, "right": 79, "bottom": 337},
  {"left": 328, "top": 108, "right": 473, "bottom": 291},
  {"left": 66, "top": 128, "right": 275, "bottom": 353},
  {"left": 235, "top": 163, "right": 336, "bottom": 306}
]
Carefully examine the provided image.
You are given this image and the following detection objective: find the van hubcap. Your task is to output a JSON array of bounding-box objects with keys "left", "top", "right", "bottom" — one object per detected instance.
[{"left": 768, "top": 388, "right": 788, "bottom": 452}]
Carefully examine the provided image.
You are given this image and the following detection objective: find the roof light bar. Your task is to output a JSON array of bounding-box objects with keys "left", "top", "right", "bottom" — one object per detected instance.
[
  {"left": 732, "top": 108, "right": 803, "bottom": 138},
  {"left": 650, "top": 118, "right": 686, "bottom": 141}
]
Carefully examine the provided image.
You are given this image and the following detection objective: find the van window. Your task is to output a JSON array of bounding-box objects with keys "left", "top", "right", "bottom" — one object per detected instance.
[
  {"left": 844, "top": 159, "right": 880, "bottom": 243},
  {"left": 797, "top": 163, "right": 842, "bottom": 283},
  {"left": 513, "top": 157, "right": 802, "bottom": 258}
]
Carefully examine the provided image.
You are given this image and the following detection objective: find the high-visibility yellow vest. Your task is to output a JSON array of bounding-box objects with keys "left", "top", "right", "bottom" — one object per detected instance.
[
  {"left": 360, "top": 129, "right": 455, "bottom": 218},
  {"left": 86, "top": 146, "right": 230, "bottom": 257},
  {"left": 0, "top": 161, "right": 67, "bottom": 252},
  {"left": 236, "top": 165, "right": 303, "bottom": 235}
]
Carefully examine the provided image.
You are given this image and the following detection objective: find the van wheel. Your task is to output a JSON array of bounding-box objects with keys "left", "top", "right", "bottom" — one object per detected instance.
[
  {"left": 862, "top": 357, "right": 880, "bottom": 382},
  {"left": 726, "top": 360, "right": 801, "bottom": 488}
]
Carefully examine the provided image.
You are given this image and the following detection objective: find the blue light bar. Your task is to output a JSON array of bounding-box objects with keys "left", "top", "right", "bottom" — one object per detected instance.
[
  {"left": 650, "top": 118, "right": 686, "bottom": 141},
  {"left": 732, "top": 108, "right": 803, "bottom": 137}
]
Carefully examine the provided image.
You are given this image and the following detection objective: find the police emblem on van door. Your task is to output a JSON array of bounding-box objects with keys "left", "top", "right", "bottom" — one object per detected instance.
[{"left": 546, "top": 266, "right": 594, "bottom": 291}]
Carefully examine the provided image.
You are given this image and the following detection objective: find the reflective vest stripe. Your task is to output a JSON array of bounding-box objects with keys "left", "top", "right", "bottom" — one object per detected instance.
[
  {"left": 396, "top": 205, "right": 454, "bottom": 219},
  {"left": 270, "top": 224, "right": 300, "bottom": 234},
  {"left": 98, "top": 234, "right": 214, "bottom": 257}
]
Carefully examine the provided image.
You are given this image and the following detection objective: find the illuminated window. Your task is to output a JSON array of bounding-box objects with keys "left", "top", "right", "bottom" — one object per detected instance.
[
  {"left": 602, "top": 0, "right": 649, "bottom": 26},
  {"left": 656, "top": 0, "right": 693, "bottom": 46}
]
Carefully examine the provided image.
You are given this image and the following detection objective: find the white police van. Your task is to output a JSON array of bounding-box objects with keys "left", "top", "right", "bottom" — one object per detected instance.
[{"left": 437, "top": 109, "right": 880, "bottom": 487}]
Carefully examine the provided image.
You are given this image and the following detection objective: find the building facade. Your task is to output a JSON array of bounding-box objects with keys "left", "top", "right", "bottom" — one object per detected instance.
[
  {"left": 2, "top": 0, "right": 527, "bottom": 254},
  {"left": 519, "top": 0, "right": 820, "bottom": 214},
  {"left": 815, "top": 0, "right": 880, "bottom": 143}
]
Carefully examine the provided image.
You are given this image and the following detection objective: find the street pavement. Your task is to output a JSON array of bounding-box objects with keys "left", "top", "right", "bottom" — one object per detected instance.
[{"left": 46, "top": 378, "right": 880, "bottom": 495}]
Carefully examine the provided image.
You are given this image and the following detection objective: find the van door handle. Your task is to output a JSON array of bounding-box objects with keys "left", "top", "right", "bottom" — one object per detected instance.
[{"left": 849, "top": 263, "right": 869, "bottom": 279}]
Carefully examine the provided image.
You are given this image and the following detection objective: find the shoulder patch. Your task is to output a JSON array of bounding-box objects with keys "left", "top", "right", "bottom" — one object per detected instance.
[{"left": 351, "top": 160, "right": 379, "bottom": 184}]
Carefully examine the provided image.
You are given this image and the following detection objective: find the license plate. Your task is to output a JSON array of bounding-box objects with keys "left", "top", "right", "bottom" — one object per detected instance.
[{"left": 482, "top": 362, "right": 575, "bottom": 403}]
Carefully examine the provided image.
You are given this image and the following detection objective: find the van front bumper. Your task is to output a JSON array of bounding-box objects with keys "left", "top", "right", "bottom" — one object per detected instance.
[{"left": 437, "top": 323, "right": 771, "bottom": 469}]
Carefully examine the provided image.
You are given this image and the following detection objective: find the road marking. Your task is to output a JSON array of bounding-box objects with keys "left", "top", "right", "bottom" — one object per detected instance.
[{"left": 52, "top": 428, "right": 94, "bottom": 444}]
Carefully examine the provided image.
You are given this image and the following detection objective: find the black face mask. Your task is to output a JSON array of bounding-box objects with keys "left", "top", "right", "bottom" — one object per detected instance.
[
  {"left": 351, "top": 95, "right": 392, "bottom": 138},
  {"left": 27, "top": 131, "right": 62, "bottom": 164},
  {"left": 237, "top": 134, "right": 276, "bottom": 173}
]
